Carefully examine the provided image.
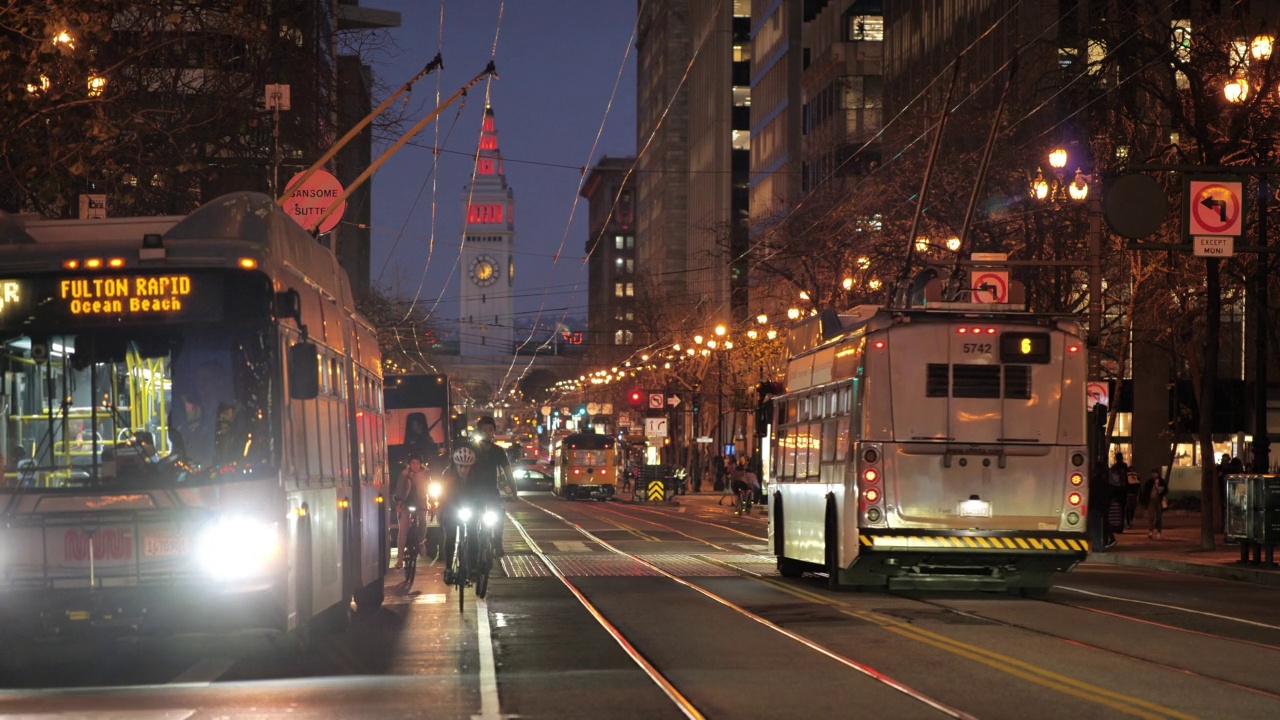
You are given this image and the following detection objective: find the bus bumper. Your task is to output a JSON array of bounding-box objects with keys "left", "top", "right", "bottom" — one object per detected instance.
[
  {"left": 0, "top": 581, "right": 286, "bottom": 642},
  {"left": 844, "top": 531, "right": 1089, "bottom": 591}
]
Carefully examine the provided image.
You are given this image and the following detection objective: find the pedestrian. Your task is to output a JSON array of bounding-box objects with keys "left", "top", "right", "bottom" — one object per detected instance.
[
  {"left": 1107, "top": 452, "right": 1128, "bottom": 539},
  {"left": 1088, "top": 459, "right": 1114, "bottom": 550},
  {"left": 1143, "top": 467, "right": 1168, "bottom": 539},
  {"left": 1124, "top": 469, "right": 1140, "bottom": 528}
]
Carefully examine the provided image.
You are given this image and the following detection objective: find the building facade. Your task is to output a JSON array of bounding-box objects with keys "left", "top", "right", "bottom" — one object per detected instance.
[{"left": 581, "top": 157, "right": 639, "bottom": 359}]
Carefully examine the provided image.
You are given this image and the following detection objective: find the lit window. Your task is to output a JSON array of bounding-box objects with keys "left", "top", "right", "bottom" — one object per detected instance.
[
  {"left": 625, "top": 259, "right": 634, "bottom": 272},
  {"left": 625, "top": 236, "right": 634, "bottom": 248},
  {"left": 733, "top": 86, "right": 751, "bottom": 107},
  {"left": 625, "top": 282, "right": 634, "bottom": 297},
  {"left": 615, "top": 235, "right": 624, "bottom": 249},
  {"left": 615, "top": 330, "right": 625, "bottom": 344},
  {"left": 848, "top": 15, "right": 884, "bottom": 42},
  {"left": 732, "top": 129, "right": 749, "bottom": 151},
  {"left": 615, "top": 282, "right": 623, "bottom": 297}
]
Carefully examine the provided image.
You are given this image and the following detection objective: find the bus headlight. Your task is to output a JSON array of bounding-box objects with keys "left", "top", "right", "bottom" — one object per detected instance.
[
  {"left": 196, "top": 516, "right": 279, "bottom": 581},
  {"left": 458, "top": 506, "right": 473, "bottom": 522},
  {"left": 482, "top": 509, "right": 499, "bottom": 527}
]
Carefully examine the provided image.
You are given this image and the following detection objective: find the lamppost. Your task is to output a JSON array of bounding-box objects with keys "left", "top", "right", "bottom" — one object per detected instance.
[
  {"left": 1030, "top": 146, "right": 1099, "bottom": 382},
  {"left": 1224, "top": 27, "right": 1275, "bottom": 472}
]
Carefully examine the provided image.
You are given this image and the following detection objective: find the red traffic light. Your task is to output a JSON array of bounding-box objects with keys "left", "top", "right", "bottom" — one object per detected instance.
[{"left": 628, "top": 389, "right": 645, "bottom": 407}]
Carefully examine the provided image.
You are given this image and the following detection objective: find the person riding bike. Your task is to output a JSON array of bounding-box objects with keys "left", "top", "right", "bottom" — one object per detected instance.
[
  {"left": 441, "top": 444, "right": 503, "bottom": 584},
  {"left": 393, "top": 453, "right": 429, "bottom": 569},
  {"left": 730, "top": 466, "right": 760, "bottom": 515},
  {"left": 470, "top": 415, "right": 511, "bottom": 548}
]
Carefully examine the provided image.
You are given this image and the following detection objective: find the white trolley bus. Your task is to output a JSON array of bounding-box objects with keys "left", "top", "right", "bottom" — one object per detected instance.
[
  {"left": 769, "top": 296, "right": 1089, "bottom": 594},
  {"left": 0, "top": 192, "right": 387, "bottom": 646}
]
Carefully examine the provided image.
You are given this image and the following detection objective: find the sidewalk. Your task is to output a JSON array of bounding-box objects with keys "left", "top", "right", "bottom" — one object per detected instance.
[
  {"left": 1089, "top": 509, "right": 1280, "bottom": 587},
  {"left": 668, "top": 494, "right": 1280, "bottom": 587}
]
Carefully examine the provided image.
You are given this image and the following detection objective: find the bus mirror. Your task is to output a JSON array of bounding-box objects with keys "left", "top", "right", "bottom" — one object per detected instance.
[
  {"left": 275, "top": 289, "right": 303, "bottom": 325},
  {"left": 288, "top": 342, "right": 319, "bottom": 400}
]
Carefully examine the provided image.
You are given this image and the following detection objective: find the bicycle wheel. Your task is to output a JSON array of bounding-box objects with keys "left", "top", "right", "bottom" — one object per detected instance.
[
  {"left": 475, "top": 534, "right": 492, "bottom": 599},
  {"left": 405, "top": 546, "right": 417, "bottom": 585},
  {"left": 456, "top": 532, "right": 469, "bottom": 613}
]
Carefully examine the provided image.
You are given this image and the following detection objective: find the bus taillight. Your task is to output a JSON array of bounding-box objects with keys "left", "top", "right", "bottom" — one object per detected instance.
[
  {"left": 1069, "top": 472, "right": 1084, "bottom": 486},
  {"left": 863, "top": 448, "right": 879, "bottom": 464},
  {"left": 865, "top": 488, "right": 880, "bottom": 503},
  {"left": 863, "top": 468, "right": 878, "bottom": 484},
  {"left": 1067, "top": 492, "right": 1082, "bottom": 506}
]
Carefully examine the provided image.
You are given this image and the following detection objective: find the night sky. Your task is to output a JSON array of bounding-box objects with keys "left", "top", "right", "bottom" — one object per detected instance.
[{"left": 367, "top": 1, "right": 637, "bottom": 336}]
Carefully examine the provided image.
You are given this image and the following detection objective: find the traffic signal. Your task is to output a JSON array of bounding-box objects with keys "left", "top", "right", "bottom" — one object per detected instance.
[{"left": 628, "top": 389, "right": 645, "bottom": 409}]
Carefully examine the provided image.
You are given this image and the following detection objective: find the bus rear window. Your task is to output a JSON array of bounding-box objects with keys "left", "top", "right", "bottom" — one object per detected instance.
[{"left": 573, "top": 449, "right": 609, "bottom": 466}]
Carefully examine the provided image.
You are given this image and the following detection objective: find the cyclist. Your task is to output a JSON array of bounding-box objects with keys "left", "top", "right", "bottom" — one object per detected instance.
[
  {"left": 730, "top": 466, "right": 760, "bottom": 515},
  {"left": 440, "top": 445, "right": 503, "bottom": 584},
  {"left": 470, "top": 415, "right": 511, "bottom": 553},
  {"left": 393, "top": 453, "right": 429, "bottom": 569}
]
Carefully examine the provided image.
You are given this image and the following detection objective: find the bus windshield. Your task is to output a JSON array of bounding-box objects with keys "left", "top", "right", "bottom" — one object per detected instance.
[{"left": 1, "top": 324, "right": 276, "bottom": 490}]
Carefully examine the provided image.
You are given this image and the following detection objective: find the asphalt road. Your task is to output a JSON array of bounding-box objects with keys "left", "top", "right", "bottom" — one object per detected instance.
[{"left": 5, "top": 492, "right": 1280, "bottom": 719}]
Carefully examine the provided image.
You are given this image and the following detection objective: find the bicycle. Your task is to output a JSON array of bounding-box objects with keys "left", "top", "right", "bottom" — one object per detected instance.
[
  {"left": 402, "top": 506, "right": 425, "bottom": 586},
  {"left": 448, "top": 502, "right": 499, "bottom": 612},
  {"left": 733, "top": 485, "right": 754, "bottom": 515}
]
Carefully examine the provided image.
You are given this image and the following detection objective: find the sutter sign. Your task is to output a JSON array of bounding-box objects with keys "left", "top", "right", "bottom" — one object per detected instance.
[{"left": 282, "top": 170, "right": 346, "bottom": 234}]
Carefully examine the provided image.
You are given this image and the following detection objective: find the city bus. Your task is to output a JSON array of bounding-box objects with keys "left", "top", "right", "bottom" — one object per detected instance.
[
  {"left": 553, "top": 432, "right": 618, "bottom": 500},
  {"left": 0, "top": 191, "right": 388, "bottom": 646},
  {"left": 769, "top": 297, "right": 1089, "bottom": 594}
]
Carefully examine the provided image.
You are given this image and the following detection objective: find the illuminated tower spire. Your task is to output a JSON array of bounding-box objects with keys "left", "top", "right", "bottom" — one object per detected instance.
[{"left": 459, "top": 105, "right": 516, "bottom": 359}]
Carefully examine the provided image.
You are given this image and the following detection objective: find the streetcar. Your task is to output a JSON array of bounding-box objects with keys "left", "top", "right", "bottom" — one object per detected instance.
[
  {"left": 553, "top": 432, "right": 618, "bottom": 500},
  {"left": 0, "top": 192, "right": 388, "bottom": 645},
  {"left": 769, "top": 291, "right": 1089, "bottom": 594}
]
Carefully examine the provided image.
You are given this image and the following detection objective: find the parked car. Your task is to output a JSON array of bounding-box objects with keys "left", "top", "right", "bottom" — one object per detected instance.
[{"left": 511, "top": 459, "right": 554, "bottom": 492}]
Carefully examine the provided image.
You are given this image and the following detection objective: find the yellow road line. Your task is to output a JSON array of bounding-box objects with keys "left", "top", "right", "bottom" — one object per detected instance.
[{"left": 757, "top": 579, "right": 1197, "bottom": 720}]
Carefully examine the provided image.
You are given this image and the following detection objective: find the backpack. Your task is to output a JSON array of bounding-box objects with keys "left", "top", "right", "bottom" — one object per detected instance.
[{"left": 1108, "top": 469, "right": 1123, "bottom": 488}]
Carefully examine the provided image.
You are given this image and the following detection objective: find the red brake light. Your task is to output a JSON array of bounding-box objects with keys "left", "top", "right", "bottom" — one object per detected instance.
[
  {"left": 865, "top": 488, "right": 880, "bottom": 503},
  {"left": 1067, "top": 345, "right": 1081, "bottom": 353},
  {"left": 1070, "top": 473, "right": 1084, "bottom": 486},
  {"left": 873, "top": 341, "right": 886, "bottom": 349},
  {"left": 957, "top": 327, "right": 968, "bottom": 334},
  {"left": 986, "top": 327, "right": 997, "bottom": 334},
  {"left": 1068, "top": 492, "right": 1082, "bottom": 506},
  {"left": 863, "top": 468, "right": 878, "bottom": 484}
]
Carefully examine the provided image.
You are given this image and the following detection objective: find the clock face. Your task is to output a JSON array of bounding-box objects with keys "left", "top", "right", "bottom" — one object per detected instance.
[{"left": 470, "top": 254, "right": 498, "bottom": 287}]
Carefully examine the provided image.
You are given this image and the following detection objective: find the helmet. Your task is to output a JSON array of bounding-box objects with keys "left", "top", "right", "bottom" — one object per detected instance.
[{"left": 452, "top": 446, "right": 476, "bottom": 467}]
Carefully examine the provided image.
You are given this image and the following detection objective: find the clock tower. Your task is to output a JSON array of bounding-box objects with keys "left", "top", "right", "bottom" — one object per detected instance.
[{"left": 459, "top": 105, "right": 515, "bottom": 359}]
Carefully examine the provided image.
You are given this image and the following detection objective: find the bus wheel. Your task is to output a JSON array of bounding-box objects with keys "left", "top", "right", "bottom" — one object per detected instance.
[{"left": 824, "top": 499, "right": 842, "bottom": 590}]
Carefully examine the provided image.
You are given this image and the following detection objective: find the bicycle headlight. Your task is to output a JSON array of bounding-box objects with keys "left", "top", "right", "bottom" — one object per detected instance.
[
  {"left": 407, "top": 505, "right": 417, "bottom": 513},
  {"left": 458, "top": 506, "right": 473, "bottom": 522},
  {"left": 482, "top": 509, "right": 499, "bottom": 527},
  {"left": 195, "top": 515, "right": 279, "bottom": 582},
  {"left": 428, "top": 482, "right": 443, "bottom": 498}
]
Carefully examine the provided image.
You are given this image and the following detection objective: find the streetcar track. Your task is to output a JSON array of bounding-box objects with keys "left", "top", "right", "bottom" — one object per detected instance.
[
  {"left": 514, "top": 501, "right": 976, "bottom": 720},
  {"left": 618, "top": 500, "right": 769, "bottom": 540},
  {"left": 750, "top": 579, "right": 1198, "bottom": 720},
  {"left": 584, "top": 502, "right": 736, "bottom": 552},
  {"left": 900, "top": 595, "right": 1280, "bottom": 703},
  {"left": 561, "top": 501, "right": 1212, "bottom": 718}
]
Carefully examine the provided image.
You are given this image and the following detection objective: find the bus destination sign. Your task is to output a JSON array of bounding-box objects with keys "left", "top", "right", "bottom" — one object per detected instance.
[
  {"left": 62, "top": 274, "right": 193, "bottom": 316},
  {"left": 0, "top": 273, "right": 224, "bottom": 327}
]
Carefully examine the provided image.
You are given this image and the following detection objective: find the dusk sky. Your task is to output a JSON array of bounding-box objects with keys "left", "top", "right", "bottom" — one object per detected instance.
[{"left": 367, "top": 1, "right": 637, "bottom": 334}]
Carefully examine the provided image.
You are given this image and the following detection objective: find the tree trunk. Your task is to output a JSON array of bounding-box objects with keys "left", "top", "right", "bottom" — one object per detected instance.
[{"left": 1199, "top": 258, "right": 1220, "bottom": 551}]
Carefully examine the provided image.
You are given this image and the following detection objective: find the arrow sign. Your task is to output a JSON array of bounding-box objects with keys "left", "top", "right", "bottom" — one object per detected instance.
[
  {"left": 647, "top": 479, "right": 665, "bottom": 502},
  {"left": 1187, "top": 179, "right": 1243, "bottom": 237},
  {"left": 667, "top": 394, "right": 682, "bottom": 407},
  {"left": 1200, "top": 195, "right": 1227, "bottom": 223},
  {"left": 648, "top": 393, "right": 665, "bottom": 409}
]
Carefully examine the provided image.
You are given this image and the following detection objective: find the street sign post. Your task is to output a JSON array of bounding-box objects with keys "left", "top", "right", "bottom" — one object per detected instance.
[
  {"left": 648, "top": 393, "right": 665, "bottom": 410},
  {"left": 970, "top": 270, "right": 1009, "bottom": 303}
]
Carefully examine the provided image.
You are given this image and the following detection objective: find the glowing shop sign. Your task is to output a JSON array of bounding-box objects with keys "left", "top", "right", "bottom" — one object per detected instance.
[{"left": 60, "top": 274, "right": 193, "bottom": 316}]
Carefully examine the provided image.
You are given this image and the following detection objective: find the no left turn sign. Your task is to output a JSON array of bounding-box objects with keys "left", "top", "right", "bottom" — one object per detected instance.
[
  {"left": 970, "top": 271, "right": 1008, "bottom": 303},
  {"left": 1188, "top": 179, "right": 1243, "bottom": 237}
]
